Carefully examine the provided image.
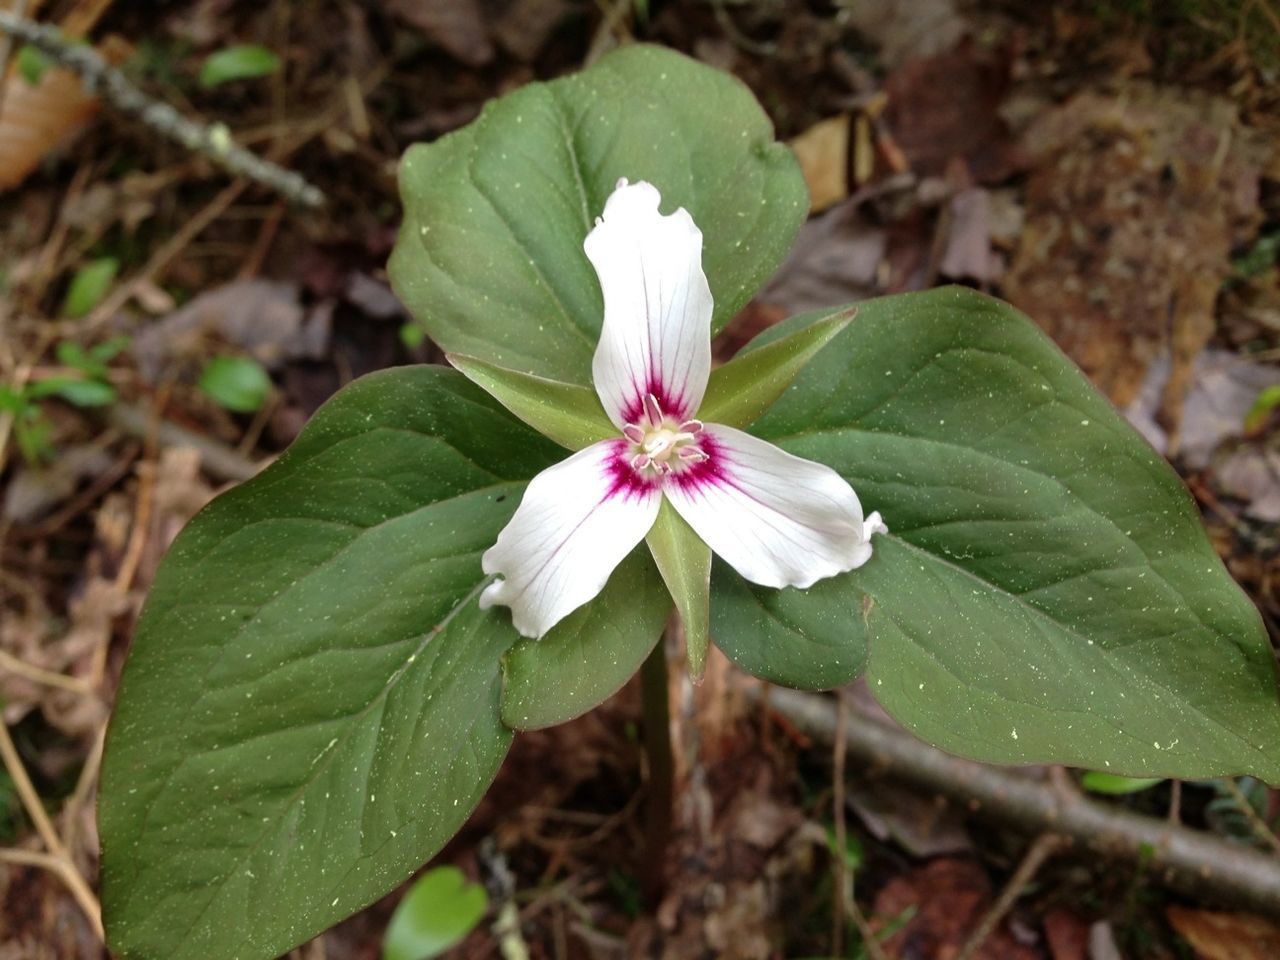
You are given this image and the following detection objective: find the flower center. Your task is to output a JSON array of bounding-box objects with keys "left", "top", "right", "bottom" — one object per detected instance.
[{"left": 623, "top": 394, "right": 708, "bottom": 476}]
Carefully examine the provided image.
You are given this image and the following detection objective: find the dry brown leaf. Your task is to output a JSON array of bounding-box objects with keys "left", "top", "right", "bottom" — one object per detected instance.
[
  {"left": 940, "top": 186, "right": 1002, "bottom": 283},
  {"left": 0, "top": 65, "right": 102, "bottom": 191},
  {"left": 384, "top": 0, "right": 493, "bottom": 66},
  {"left": 1167, "top": 906, "right": 1280, "bottom": 960},
  {"left": 1043, "top": 908, "right": 1089, "bottom": 960},
  {"left": 131, "top": 279, "right": 322, "bottom": 381},
  {"left": 789, "top": 114, "right": 850, "bottom": 214},
  {"left": 759, "top": 198, "right": 886, "bottom": 315},
  {"left": 883, "top": 40, "right": 1021, "bottom": 184},
  {"left": 492, "top": 0, "right": 574, "bottom": 63},
  {"left": 874, "top": 858, "right": 1040, "bottom": 960}
]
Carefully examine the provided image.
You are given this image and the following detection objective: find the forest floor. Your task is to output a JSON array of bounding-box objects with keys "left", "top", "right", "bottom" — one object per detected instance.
[{"left": 1, "top": 1, "right": 1279, "bottom": 958}]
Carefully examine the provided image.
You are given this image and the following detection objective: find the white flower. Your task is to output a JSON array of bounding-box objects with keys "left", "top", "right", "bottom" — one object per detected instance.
[{"left": 479, "top": 179, "right": 886, "bottom": 638}]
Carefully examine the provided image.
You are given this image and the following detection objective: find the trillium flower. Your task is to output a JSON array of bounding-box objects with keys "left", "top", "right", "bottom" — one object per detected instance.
[{"left": 480, "top": 179, "right": 886, "bottom": 639}]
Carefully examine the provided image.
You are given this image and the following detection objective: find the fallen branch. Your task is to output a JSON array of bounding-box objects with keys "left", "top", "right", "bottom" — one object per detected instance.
[
  {"left": 0, "top": 11, "right": 324, "bottom": 207},
  {"left": 758, "top": 687, "right": 1280, "bottom": 918}
]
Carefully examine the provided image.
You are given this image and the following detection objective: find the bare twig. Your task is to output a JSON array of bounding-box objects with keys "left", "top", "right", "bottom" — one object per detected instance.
[
  {"left": 0, "top": 650, "right": 93, "bottom": 695},
  {"left": 0, "top": 719, "right": 66, "bottom": 859},
  {"left": 955, "top": 834, "right": 1062, "bottom": 960},
  {"left": 756, "top": 687, "right": 1280, "bottom": 916},
  {"left": 0, "top": 11, "right": 324, "bottom": 206},
  {"left": 60, "top": 724, "right": 106, "bottom": 853},
  {"left": 0, "top": 719, "right": 105, "bottom": 940},
  {"left": 0, "top": 847, "right": 103, "bottom": 939}
]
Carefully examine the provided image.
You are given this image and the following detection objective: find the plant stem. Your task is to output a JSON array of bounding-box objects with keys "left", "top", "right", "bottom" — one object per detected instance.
[{"left": 640, "top": 636, "right": 673, "bottom": 907}]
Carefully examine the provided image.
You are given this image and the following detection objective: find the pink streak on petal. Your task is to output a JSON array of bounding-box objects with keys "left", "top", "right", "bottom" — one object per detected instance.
[
  {"left": 602, "top": 438, "right": 660, "bottom": 502},
  {"left": 666, "top": 433, "right": 732, "bottom": 494},
  {"left": 618, "top": 374, "right": 690, "bottom": 426}
]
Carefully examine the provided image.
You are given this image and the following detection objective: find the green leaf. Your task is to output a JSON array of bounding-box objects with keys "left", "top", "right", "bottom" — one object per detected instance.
[
  {"left": 711, "top": 563, "right": 868, "bottom": 689},
  {"left": 1080, "top": 772, "right": 1164, "bottom": 795},
  {"left": 1245, "top": 385, "right": 1280, "bottom": 432},
  {"left": 449, "top": 353, "right": 615, "bottom": 451},
  {"left": 389, "top": 44, "right": 807, "bottom": 385},
  {"left": 400, "top": 323, "right": 427, "bottom": 350},
  {"left": 699, "top": 307, "right": 856, "bottom": 428},
  {"left": 200, "top": 355, "right": 272, "bottom": 412},
  {"left": 716, "top": 287, "right": 1280, "bottom": 780},
  {"left": 90, "top": 335, "right": 132, "bottom": 363},
  {"left": 198, "top": 45, "right": 282, "bottom": 88},
  {"left": 61, "top": 257, "right": 119, "bottom": 318},
  {"left": 17, "top": 45, "right": 50, "bottom": 86},
  {"left": 382, "top": 866, "right": 487, "bottom": 960},
  {"left": 99, "top": 368, "right": 566, "bottom": 960},
  {"left": 645, "top": 500, "right": 710, "bottom": 679},
  {"left": 0, "top": 386, "right": 28, "bottom": 413},
  {"left": 41, "top": 376, "right": 117, "bottom": 407},
  {"left": 500, "top": 549, "right": 669, "bottom": 730}
]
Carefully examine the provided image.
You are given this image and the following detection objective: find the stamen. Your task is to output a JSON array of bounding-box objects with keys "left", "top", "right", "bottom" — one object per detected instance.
[
  {"left": 631, "top": 453, "right": 652, "bottom": 470},
  {"left": 679, "top": 419, "right": 703, "bottom": 434},
  {"left": 644, "top": 393, "right": 664, "bottom": 427},
  {"left": 623, "top": 423, "right": 645, "bottom": 444},
  {"left": 678, "top": 445, "right": 708, "bottom": 463}
]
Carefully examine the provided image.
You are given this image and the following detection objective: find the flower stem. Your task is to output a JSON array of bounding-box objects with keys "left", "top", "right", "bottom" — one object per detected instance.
[{"left": 640, "top": 634, "right": 674, "bottom": 907}]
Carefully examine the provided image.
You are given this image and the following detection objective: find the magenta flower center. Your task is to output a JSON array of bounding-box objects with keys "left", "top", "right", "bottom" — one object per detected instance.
[{"left": 623, "top": 394, "right": 708, "bottom": 477}]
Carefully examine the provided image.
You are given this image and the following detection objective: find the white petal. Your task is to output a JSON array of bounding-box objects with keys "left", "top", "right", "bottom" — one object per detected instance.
[
  {"left": 585, "top": 179, "right": 713, "bottom": 428},
  {"left": 663, "top": 424, "right": 884, "bottom": 589},
  {"left": 480, "top": 439, "right": 661, "bottom": 638}
]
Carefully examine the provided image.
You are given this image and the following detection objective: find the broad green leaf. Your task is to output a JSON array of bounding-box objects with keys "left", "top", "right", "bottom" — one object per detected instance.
[
  {"left": 61, "top": 257, "right": 118, "bottom": 318},
  {"left": 198, "top": 45, "right": 282, "bottom": 88},
  {"left": 698, "top": 307, "right": 856, "bottom": 428},
  {"left": 645, "top": 500, "right": 711, "bottom": 679},
  {"left": 716, "top": 287, "right": 1280, "bottom": 781},
  {"left": 389, "top": 44, "right": 807, "bottom": 384},
  {"left": 449, "top": 353, "right": 614, "bottom": 451},
  {"left": 383, "top": 866, "right": 487, "bottom": 960},
  {"left": 99, "top": 368, "right": 567, "bottom": 960},
  {"left": 200, "top": 355, "right": 272, "bottom": 412},
  {"left": 711, "top": 562, "right": 868, "bottom": 689},
  {"left": 500, "top": 550, "right": 668, "bottom": 730},
  {"left": 1080, "top": 772, "right": 1164, "bottom": 795}
]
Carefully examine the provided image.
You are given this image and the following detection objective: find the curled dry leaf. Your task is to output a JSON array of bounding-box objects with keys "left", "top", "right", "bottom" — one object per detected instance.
[
  {"left": 1166, "top": 906, "right": 1280, "bottom": 960},
  {"left": 0, "top": 37, "right": 129, "bottom": 192}
]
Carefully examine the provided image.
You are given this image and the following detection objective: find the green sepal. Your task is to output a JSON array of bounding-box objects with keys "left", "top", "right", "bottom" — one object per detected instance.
[
  {"left": 699, "top": 307, "right": 856, "bottom": 428},
  {"left": 646, "top": 499, "right": 711, "bottom": 680},
  {"left": 449, "top": 353, "right": 615, "bottom": 451}
]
